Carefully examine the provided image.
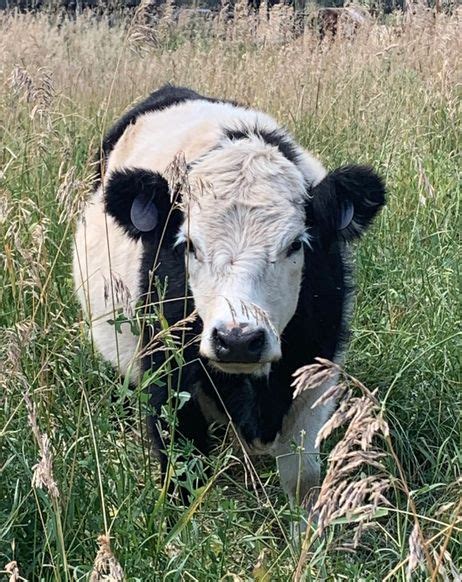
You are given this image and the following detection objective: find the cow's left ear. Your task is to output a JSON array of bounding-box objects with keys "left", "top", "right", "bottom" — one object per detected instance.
[
  {"left": 306, "top": 165, "right": 386, "bottom": 242},
  {"left": 104, "top": 167, "right": 181, "bottom": 242}
]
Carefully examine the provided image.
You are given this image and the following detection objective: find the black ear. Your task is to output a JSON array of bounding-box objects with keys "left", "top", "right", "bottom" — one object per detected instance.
[
  {"left": 104, "top": 168, "right": 181, "bottom": 241},
  {"left": 307, "top": 165, "right": 386, "bottom": 243}
]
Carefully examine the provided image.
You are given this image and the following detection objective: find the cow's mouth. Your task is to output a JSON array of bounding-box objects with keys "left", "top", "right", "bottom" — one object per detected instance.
[{"left": 208, "top": 360, "right": 268, "bottom": 376}]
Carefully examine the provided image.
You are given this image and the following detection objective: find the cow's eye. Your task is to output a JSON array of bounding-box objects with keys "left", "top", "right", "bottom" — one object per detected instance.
[
  {"left": 186, "top": 239, "right": 197, "bottom": 258},
  {"left": 185, "top": 239, "right": 202, "bottom": 261},
  {"left": 287, "top": 239, "right": 303, "bottom": 257}
]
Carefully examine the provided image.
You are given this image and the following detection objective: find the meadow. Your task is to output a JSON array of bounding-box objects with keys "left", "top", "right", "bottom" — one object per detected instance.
[{"left": 0, "top": 4, "right": 460, "bottom": 580}]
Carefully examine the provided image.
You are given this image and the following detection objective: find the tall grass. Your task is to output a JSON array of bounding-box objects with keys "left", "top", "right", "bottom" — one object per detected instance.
[{"left": 0, "top": 5, "right": 460, "bottom": 580}]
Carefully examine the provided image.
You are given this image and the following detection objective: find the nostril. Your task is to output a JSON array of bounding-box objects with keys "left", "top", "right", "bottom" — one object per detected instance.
[
  {"left": 248, "top": 331, "right": 265, "bottom": 354},
  {"left": 212, "top": 328, "right": 229, "bottom": 351},
  {"left": 216, "top": 334, "right": 228, "bottom": 350}
]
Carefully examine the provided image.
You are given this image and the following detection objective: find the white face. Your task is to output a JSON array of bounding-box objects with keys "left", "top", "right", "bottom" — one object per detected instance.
[{"left": 179, "top": 139, "right": 309, "bottom": 375}]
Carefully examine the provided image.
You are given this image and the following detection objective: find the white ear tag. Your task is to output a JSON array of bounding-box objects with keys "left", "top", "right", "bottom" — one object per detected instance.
[
  {"left": 337, "top": 200, "right": 354, "bottom": 231},
  {"left": 131, "top": 192, "right": 158, "bottom": 232}
]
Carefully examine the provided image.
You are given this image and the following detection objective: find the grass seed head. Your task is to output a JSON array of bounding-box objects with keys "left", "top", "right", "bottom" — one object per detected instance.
[
  {"left": 4, "top": 561, "right": 22, "bottom": 582},
  {"left": 90, "top": 534, "right": 124, "bottom": 582},
  {"left": 294, "top": 360, "right": 392, "bottom": 540},
  {"left": 24, "top": 391, "right": 60, "bottom": 500},
  {"left": 103, "top": 271, "right": 134, "bottom": 319},
  {"left": 406, "top": 522, "right": 425, "bottom": 580}
]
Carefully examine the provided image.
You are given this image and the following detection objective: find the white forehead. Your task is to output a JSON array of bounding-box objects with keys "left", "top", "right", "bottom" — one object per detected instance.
[{"left": 182, "top": 136, "right": 308, "bottom": 252}]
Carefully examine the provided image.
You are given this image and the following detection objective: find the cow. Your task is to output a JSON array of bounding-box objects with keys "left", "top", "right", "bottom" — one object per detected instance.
[{"left": 73, "top": 85, "right": 385, "bottom": 518}]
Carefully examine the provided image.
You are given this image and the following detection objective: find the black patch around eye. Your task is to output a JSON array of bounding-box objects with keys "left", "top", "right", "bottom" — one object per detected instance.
[{"left": 287, "top": 239, "right": 303, "bottom": 257}]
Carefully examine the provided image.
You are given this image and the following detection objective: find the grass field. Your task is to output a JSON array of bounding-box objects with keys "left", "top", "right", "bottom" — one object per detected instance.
[{"left": 0, "top": 5, "right": 460, "bottom": 580}]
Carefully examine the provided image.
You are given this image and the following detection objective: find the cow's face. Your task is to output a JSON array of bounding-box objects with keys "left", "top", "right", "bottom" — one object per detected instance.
[
  {"left": 178, "top": 140, "right": 310, "bottom": 374},
  {"left": 178, "top": 141, "right": 385, "bottom": 375}
]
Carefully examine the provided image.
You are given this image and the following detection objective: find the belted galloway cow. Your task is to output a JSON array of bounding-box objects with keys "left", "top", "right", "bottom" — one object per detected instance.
[{"left": 73, "top": 85, "right": 385, "bottom": 513}]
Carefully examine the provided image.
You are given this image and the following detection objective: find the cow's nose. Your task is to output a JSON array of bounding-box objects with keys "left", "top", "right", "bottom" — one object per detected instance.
[{"left": 212, "top": 326, "right": 266, "bottom": 363}]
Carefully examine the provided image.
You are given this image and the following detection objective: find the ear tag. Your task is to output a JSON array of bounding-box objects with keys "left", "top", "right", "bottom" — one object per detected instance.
[
  {"left": 337, "top": 200, "right": 354, "bottom": 230},
  {"left": 130, "top": 192, "right": 158, "bottom": 232}
]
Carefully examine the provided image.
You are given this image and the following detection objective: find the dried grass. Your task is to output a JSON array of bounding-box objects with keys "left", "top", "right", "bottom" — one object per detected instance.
[
  {"left": 0, "top": 321, "right": 37, "bottom": 379},
  {"left": 103, "top": 271, "right": 134, "bottom": 319},
  {"left": 9, "top": 64, "right": 55, "bottom": 121},
  {"left": 3, "top": 561, "right": 23, "bottom": 582},
  {"left": 293, "top": 359, "right": 391, "bottom": 538},
  {"left": 139, "top": 309, "right": 198, "bottom": 359},
  {"left": 56, "top": 163, "right": 96, "bottom": 224},
  {"left": 407, "top": 522, "right": 426, "bottom": 579},
  {"left": 1, "top": 5, "right": 458, "bottom": 123},
  {"left": 90, "top": 534, "right": 125, "bottom": 582},
  {"left": 127, "top": 0, "right": 159, "bottom": 55},
  {"left": 293, "top": 359, "right": 461, "bottom": 580},
  {"left": 24, "top": 390, "right": 60, "bottom": 499}
]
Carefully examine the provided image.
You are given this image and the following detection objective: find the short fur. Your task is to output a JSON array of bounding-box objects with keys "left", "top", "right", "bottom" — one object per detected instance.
[{"left": 73, "top": 85, "right": 385, "bottom": 513}]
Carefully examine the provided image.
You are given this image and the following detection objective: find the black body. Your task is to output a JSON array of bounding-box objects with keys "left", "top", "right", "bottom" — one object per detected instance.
[{"left": 102, "top": 85, "right": 385, "bottom": 491}]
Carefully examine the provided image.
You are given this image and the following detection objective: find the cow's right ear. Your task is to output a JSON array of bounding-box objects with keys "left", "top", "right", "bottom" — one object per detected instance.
[
  {"left": 306, "top": 165, "right": 386, "bottom": 243},
  {"left": 104, "top": 168, "right": 181, "bottom": 241}
]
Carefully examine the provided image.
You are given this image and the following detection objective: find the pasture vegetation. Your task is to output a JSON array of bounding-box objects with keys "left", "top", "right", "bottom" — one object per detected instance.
[{"left": 0, "top": 3, "right": 460, "bottom": 580}]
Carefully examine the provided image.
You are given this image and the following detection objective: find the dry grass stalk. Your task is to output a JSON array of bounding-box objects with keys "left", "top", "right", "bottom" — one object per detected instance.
[
  {"left": 430, "top": 494, "right": 462, "bottom": 582},
  {"left": 157, "top": 0, "right": 176, "bottom": 37},
  {"left": 239, "top": 299, "right": 278, "bottom": 338},
  {"left": 0, "top": 192, "right": 9, "bottom": 223},
  {"left": 1, "top": 194, "right": 50, "bottom": 299},
  {"left": 23, "top": 390, "right": 59, "bottom": 499},
  {"left": 220, "top": 297, "right": 278, "bottom": 339},
  {"left": 127, "top": 0, "right": 159, "bottom": 55},
  {"left": 9, "top": 64, "right": 55, "bottom": 121},
  {"left": 238, "top": 442, "right": 263, "bottom": 504},
  {"left": 223, "top": 297, "right": 239, "bottom": 325},
  {"left": 292, "top": 358, "right": 339, "bottom": 400},
  {"left": 103, "top": 271, "right": 134, "bottom": 319},
  {"left": 3, "top": 561, "right": 25, "bottom": 582},
  {"left": 56, "top": 163, "right": 96, "bottom": 224},
  {"left": 6, "top": 321, "right": 58, "bottom": 501},
  {"left": 8, "top": 65, "right": 33, "bottom": 102},
  {"left": 89, "top": 534, "right": 124, "bottom": 582},
  {"left": 406, "top": 522, "right": 425, "bottom": 579},
  {"left": 415, "top": 155, "right": 436, "bottom": 206},
  {"left": 430, "top": 547, "right": 461, "bottom": 582},
  {"left": 138, "top": 309, "right": 198, "bottom": 359},
  {"left": 16, "top": 222, "right": 49, "bottom": 294},
  {"left": 293, "top": 359, "right": 391, "bottom": 538},
  {"left": 165, "top": 151, "right": 194, "bottom": 209},
  {"left": 293, "top": 359, "right": 444, "bottom": 579},
  {"left": 0, "top": 320, "right": 37, "bottom": 379}
]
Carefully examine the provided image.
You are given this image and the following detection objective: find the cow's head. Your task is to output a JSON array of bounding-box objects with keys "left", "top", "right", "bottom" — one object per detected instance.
[{"left": 106, "top": 129, "right": 385, "bottom": 375}]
